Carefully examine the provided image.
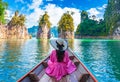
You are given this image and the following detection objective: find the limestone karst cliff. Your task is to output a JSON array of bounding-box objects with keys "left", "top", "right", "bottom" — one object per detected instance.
[
  {"left": 58, "top": 12, "right": 74, "bottom": 39},
  {"left": 37, "top": 12, "right": 51, "bottom": 39},
  {"left": 0, "top": 24, "right": 30, "bottom": 39},
  {"left": 104, "top": 0, "right": 120, "bottom": 39},
  {"left": 0, "top": 11, "right": 30, "bottom": 39},
  {"left": 37, "top": 24, "right": 50, "bottom": 39}
]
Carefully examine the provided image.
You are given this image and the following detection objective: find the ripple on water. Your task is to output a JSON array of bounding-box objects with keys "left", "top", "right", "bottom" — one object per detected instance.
[
  {"left": 73, "top": 39, "right": 120, "bottom": 82},
  {"left": 0, "top": 39, "right": 120, "bottom": 82}
]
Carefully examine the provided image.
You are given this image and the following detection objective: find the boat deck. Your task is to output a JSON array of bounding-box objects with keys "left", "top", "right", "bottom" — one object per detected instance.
[
  {"left": 17, "top": 49, "right": 97, "bottom": 82},
  {"left": 35, "top": 51, "right": 92, "bottom": 82},
  {"left": 38, "top": 64, "right": 90, "bottom": 82}
]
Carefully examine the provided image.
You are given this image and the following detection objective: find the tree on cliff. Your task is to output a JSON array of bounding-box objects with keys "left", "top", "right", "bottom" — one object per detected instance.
[
  {"left": 0, "top": 0, "right": 8, "bottom": 24},
  {"left": 38, "top": 12, "right": 51, "bottom": 28},
  {"left": 58, "top": 11, "right": 74, "bottom": 33},
  {"left": 81, "top": 10, "right": 88, "bottom": 22},
  {"left": 104, "top": 0, "right": 120, "bottom": 35},
  {"left": 76, "top": 10, "right": 107, "bottom": 36},
  {"left": 8, "top": 10, "right": 26, "bottom": 26}
]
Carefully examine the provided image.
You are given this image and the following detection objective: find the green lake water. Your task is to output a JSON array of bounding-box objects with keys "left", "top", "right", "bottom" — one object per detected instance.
[{"left": 0, "top": 38, "right": 120, "bottom": 82}]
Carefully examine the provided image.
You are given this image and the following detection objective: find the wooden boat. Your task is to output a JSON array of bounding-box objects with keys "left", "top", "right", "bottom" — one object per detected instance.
[{"left": 17, "top": 48, "right": 98, "bottom": 82}]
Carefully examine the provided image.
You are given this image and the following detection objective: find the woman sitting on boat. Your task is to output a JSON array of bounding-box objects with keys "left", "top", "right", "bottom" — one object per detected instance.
[{"left": 45, "top": 38, "right": 77, "bottom": 80}]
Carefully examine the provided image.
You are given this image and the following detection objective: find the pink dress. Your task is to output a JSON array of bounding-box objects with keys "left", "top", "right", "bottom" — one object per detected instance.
[{"left": 45, "top": 50, "right": 76, "bottom": 80}]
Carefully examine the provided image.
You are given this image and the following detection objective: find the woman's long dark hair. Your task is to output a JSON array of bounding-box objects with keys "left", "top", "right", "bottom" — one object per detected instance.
[{"left": 56, "top": 41, "right": 65, "bottom": 62}]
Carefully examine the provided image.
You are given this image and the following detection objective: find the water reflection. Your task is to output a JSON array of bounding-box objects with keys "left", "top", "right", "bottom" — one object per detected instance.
[
  {"left": 0, "top": 40, "right": 6, "bottom": 52},
  {"left": 67, "top": 39, "right": 74, "bottom": 49},
  {"left": 0, "top": 39, "right": 26, "bottom": 82},
  {"left": 37, "top": 39, "right": 50, "bottom": 56},
  {"left": 0, "top": 39, "right": 120, "bottom": 82},
  {"left": 107, "top": 41, "right": 120, "bottom": 81},
  {"left": 73, "top": 39, "right": 120, "bottom": 82}
]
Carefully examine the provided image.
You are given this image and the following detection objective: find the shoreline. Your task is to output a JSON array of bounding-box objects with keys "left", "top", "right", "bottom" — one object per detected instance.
[{"left": 75, "top": 35, "right": 120, "bottom": 40}]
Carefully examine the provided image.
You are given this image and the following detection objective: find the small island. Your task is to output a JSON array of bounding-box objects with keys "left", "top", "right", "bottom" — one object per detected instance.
[
  {"left": 0, "top": 1, "right": 30, "bottom": 39},
  {"left": 0, "top": 11, "right": 30, "bottom": 39}
]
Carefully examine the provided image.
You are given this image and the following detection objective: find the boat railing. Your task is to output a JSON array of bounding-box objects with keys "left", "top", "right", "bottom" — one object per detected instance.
[
  {"left": 17, "top": 55, "right": 50, "bottom": 82},
  {"left": 68, "top": 47, "right": 98, "bottom": 82}
]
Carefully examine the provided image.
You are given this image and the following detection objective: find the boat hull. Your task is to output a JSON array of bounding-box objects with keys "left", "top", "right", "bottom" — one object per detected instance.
[{"left": 17, "top": 48, "right": 98, "bottom": 82}]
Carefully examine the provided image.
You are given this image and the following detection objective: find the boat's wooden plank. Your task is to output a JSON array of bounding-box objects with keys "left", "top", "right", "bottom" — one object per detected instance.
[
  {"left": 69, "top": 73, "right": 78, "bottom": 82},
  {"left": 48, "top": 72, "right": 80, "bottom": 82},
  {"left": 20, "top": 77, "right": 31, "bottom": 82},
  {"left": 68, "top": 48, "right": 98, "bottom": 82},
  {"left": 74, "top": 67, "right": 82, "bottom": 80},
  {"left": 63, "top": 76, "right": 68, "bottom": 82},
  {"left": 49, "top": 75, "right": 68, "bottom": 82},
  {"left": 78, "top": 64, "right": 88, "bottom": 74},
  {"left": 38, "top": 69, "right": 45, "bottom": 79},
  {"left": 66, "top": 75, "right": 71, "bottom": 82},
  {"left": 49, "top": 77, "right": 56, "bottom": 82},
  {"left": 33, "top": 65, "right": 44, "bottom": 75},
  {"left": 39, "top": 73, "right": 51, "bottom": 82}
]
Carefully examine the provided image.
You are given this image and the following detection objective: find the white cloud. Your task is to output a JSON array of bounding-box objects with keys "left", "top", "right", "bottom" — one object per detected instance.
[
  {"left": 15, "top": 0, "right": 24, "bottom": 4},
  {"left": 26, "top": 0, "right": 44, "bottom": 27},
  {"left": 97, "top": 7, "right": 103, "bottom": 10},
  {"left": 45, "top": 4, "right": 64, "bottom": 27},
  {"left": 46, "top": 0, "right": 53, "bottom": 1},
  {"left": 97, "top": 4, "right": 107, "bottom": 10},
  {"left": 28, "top": 0, "right": 43, "bottom": 9},
  {"left": 87, "top": 4, "right": 107, "bottom": 20},
  {"left": 26, "top": 8, "right": 44, "bottom": 28},
  {"left": 103, "top": 4, "right": 107, "bottom": 8},
  {"left": 26, "top": 2, "right": 80, "bottom": 31},
  {"left": 5, "top": 10, "right": 14, "bottom": 21},
  {"left": 87, "top": 8, "right": 100, "bottom": 16}
]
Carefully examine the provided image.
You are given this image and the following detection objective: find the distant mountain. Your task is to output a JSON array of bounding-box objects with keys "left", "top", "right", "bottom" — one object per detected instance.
[
  {"left": 50, "top": 26, "right": 58, "bottom": 38},
  {"left": 28, "top": 26, "right": 38, "bottom": 37},
  {"left": 28, "top": 26, "right": 58, "bottom": 37}
]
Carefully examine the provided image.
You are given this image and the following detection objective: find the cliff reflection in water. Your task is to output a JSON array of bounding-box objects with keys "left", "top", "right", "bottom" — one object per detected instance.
[
  {"left": 0, "top": 39, "right": 27, "bottom": 82},
  {"left": 37, "top": 39, "right": 50, "bottom": 56},
  {"left": 0, "top": 38, "right": 120, "bottom": 82},
  {"left": 106, "top": 41, "right": 120, "bottom": 81},
  {"left": 0, "top": 39, "right": 26, "bottom": 63},
  {"left": 67, "top": 39, "right": 74, "bottom": 49}
]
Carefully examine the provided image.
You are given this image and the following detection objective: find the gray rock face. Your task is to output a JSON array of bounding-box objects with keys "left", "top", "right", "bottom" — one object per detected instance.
[
  {"left": 37, "top": 25, "right": 50, "bottom": 39},
  {"left": 0, "top": 25, "right": 6, "bottom": 39},
  {"left": 113, "top": 27, "right": 120, "bottom": 36},
  {"left": 113, "top": 22, "right": 120, "bottom": 39},
  {"left": 0, "top": 25, "right": 30, "bottom": 39},
  {"left": 59, "top": 31, "right": 74, "bottom": 39},
  {"left": 113, "top": 27, "right": 120, "bottom": 39}
]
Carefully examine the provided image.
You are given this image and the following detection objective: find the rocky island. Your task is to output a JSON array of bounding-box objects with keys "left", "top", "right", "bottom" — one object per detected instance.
[
  {"left": 0, "top": 11, "right": 30, "bottom": 39},
  {"left": 37, "top": 12, "right": 51, "bottom": 39}
]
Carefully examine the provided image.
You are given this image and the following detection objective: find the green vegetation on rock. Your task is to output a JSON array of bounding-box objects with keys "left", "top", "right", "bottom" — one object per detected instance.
[
  {"left": 104, "top": 0, "right": 120, "bottom": 35},
  {"left": 76, "top": 10, "right": 107, "bottom": 36},
  {"left": 8, "top": 10, "right": 26, "bottom": 26},
  {"left": 81, "top": 10, "right": 89, "bottom": 22},
  {"left": 0, "top": 0, "right": 8, "bottom": 24},
  {"left": 39, "top": 12, "right": 51, "bottom": 28},
  {"left": 58, "top": 11, "right": 74, "bottom": 33}
]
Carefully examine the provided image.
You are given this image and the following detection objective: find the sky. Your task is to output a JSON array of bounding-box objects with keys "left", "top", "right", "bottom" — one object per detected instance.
[{"left": 3, "top": 0, "right": 108, "bottom": 31}]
